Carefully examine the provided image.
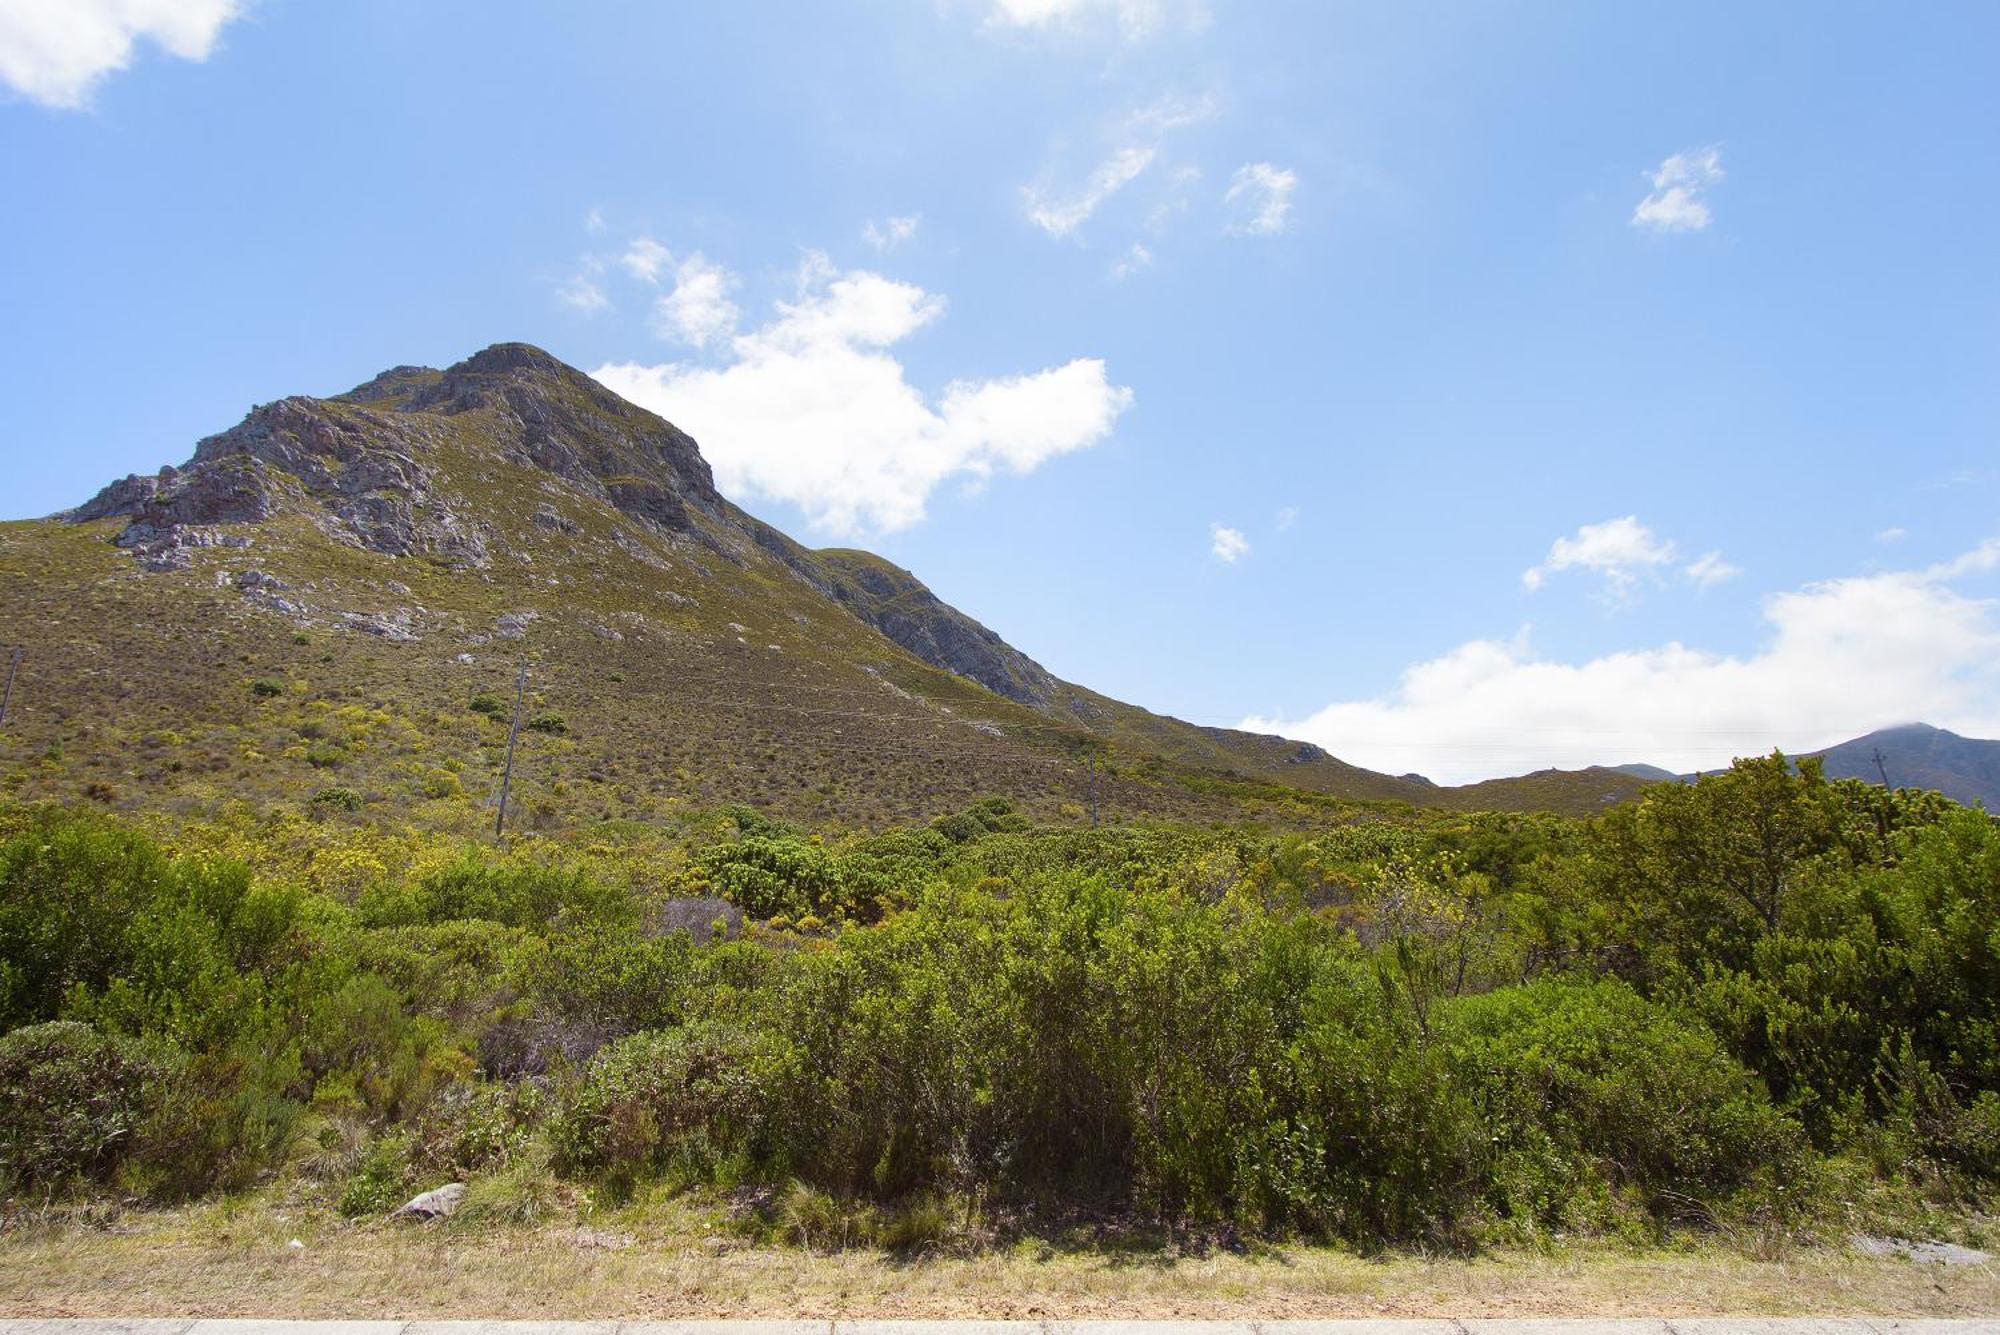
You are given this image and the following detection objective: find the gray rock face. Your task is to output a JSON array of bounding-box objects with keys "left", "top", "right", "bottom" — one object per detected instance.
[
  {"left": 531, "top": 503, "right": 579, "bottom": 534},
  {"left": 340, "top": 610, "right": 420, "bottom": 642},
  {"left": 406, "top": 343, "right": 722, "bottom": 535},
  {"left": 654, "top": 896, "right": 744, "bottom": 941},
  {"left": 391, "top": 1181, "right": 465, "bottom": 1220},
  {"left": 72, "top": 395, "right": 488, "bottom": 568},
  {"left": 813, "top": 550, "right": 1061, "bottom": 709},
  {"left": 66, "top": 341, "right": 729, "bottom": 572}
]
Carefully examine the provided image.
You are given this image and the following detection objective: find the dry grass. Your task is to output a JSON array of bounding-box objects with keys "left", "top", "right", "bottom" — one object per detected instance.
[{"left": 1, "top": 1201, "right": 1993, "bottom": 1320}]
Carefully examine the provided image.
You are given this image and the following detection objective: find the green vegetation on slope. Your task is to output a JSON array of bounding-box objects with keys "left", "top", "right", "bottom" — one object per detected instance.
[
  {"left": 0, "top": 343, "right": 1645, "bottom": 828},
  {"left": 2, "top": 755, "right": 1995, "bottom": 1254}
]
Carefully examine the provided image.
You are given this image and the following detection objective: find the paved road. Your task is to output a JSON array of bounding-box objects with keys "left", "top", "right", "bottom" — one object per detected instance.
[{"left": 0, "top": 1321, "right": 1994, "bottom": 1335}]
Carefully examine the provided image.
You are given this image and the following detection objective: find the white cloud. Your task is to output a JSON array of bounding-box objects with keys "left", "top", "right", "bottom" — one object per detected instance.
[
  {"left": 1522, "top": 516, "right": 1679, "bottom": 595},
  {"left": 1686, "top": 550, "right": 1742, "bottom": 587},
  {"left": 1877, "top": 526, "right": 1908, "bottom": 545},
  {"left": 1211, "top": 524, "right": 1249, "bottom": 563},
  {"left": 1525, "top": 516, "right": 1741, "bottom": 599},
  {"left": 1224, "top": 162, "right": 1298, "bottom": 236},
  {"left": 1633, "top": 146, "right": 1724, "bottom": 233},
  {"left": 584, "top": 208, "right": 606, "bottom": 234},
  {"left": 1927, "top": 538, "right": 2000, "bottom": 581},
  {"left": 981, "top": 0, "right": 1205, "bottom": 41},
  {"left": 1109, "top": 242, "right": 1153, "bottom": 280},
  {"left": 1275, "top": 505, "right": 1299, "bottom": 531},
  {"left": 649, "top": 253, "right": 739, "bottom": 348},
  {"left": 862, "top": 214, "right": 921, "bottom": 253},
  {"left": 1022, "top": 92, "right": 1217, "bottom": 239},
  {"left": 555, "top": 261, "right": 609, "bottom": 315},
  {"left": 1246, "top": 540, "right": 2000, "bottom": 784},
  {"left": 593, "top": 255, "right": 1132, "bottom": 536},
  {"left": 0, "top": 0, "right": 244, "bottom": 108},
  {"left": 1025, "top": 145, "right": 1158, "bottom": 238},
  {"left": 620, "top": 236, "right": 671, "bottom": 284}
]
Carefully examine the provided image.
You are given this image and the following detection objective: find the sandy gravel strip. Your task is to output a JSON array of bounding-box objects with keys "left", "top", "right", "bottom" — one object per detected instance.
[{"left": 2, "top": 1321, "right": 1997, "bottom": 1335}]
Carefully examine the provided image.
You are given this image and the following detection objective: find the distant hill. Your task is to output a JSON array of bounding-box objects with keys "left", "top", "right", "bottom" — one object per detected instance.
[
  {"left": 0, "top": 342, "right": 1639, "bottom": 830},
  {"left": 1806, "top": 723, "right": 2000, "bottom": 809},
  {"left": 1559, "top": 724, "right": 2000, "bottom": 809},
  {"left": 1434, "top": 766, "right": 1651, "bottom": 813},
  {"left": 1609, "top": 762, "right": 1681, "bottom": 782}
]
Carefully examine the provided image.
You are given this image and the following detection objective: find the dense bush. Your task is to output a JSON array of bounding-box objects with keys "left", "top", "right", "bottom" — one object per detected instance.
[
  {"left": 357, "top": 857, "right": 636, "bottom": 932},
  {"left": 0, "top": 1021, "right": 174, "bottom": 1192},
  {"left": 0, "top": 759, "right": 1995, "bottom": 1245},
  {"left": 549, "top": 1023, "right": 781, "bottom": 1188}
]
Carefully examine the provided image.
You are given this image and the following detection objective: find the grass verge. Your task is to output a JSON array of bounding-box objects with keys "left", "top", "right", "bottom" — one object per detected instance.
[{"left": 0, "top": 1197, "right": 1993, "bottom": 1319}]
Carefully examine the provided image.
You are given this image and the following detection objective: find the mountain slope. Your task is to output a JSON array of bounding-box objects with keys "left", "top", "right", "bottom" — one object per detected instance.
[
  {"left": 0, "top": 343, "right": 1636, "bottom": 828},
  {"left": 1806, "top": 723, "right": 2000, "bottom": 809}
]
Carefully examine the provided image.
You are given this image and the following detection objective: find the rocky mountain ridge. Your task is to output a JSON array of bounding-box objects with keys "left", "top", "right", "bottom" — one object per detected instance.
[{"left": 7, "top": 342, "right": 1651, "bottom": 823}]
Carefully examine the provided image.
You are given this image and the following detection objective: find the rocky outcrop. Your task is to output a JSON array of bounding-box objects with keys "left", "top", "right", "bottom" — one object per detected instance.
[
  {"left": 72, "top": 395, "right": 488, "bottom": 567},
  {"left": 391, "top": 1182, "right": 465, "bottom": 1220},
  {"left": 814, "top": 549, "right": 1062, "bottom": 709},
  {"left": 411, "top": 343, "right": 722, "bottom": 536},
  {"left": 66, "top": 342, "right": 741, "bottom": 573}
]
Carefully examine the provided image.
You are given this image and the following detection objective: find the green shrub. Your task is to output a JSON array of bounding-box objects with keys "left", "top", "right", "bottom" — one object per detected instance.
[
  {"left": 468, "top": 693, "right": 506, "bottom": 718},
  {"left": 451, "top": 1151, "right": 571, "bottom": 1227},
  {"left": 526, "top": 712, "right": 568, "bottom": 736},
  {"left": 1441, "top": 978, "right": 1802, "bottom": 1225},
  {"left": 0, "top": 1021, "right": 173, "bottom": 1192},
  {"left": 312, "top": 786, "right": 363, "bottom": 811},
  {"left": 357, "top": 859, "right": 635, "bottom": 932},
  {"left": 305, "top": 743, "right": 346, "bottom": 769},
  {"left": 413, "top": 1080, "right": 541, "bottom": 1176},
  {"left": 249, "top": 678, "right": 284, "bottom": 699},
  {"left": 700, "top": 835, "right": 843, "bottom": 920},
  {"left": 337, "top": 1132, "right": 414, "bottom": 1217},
  {"left": 548, "top": 1023, "right": 781, "bottom": 1184}
]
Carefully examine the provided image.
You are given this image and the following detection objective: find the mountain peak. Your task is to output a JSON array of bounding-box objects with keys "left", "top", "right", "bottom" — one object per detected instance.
[
  {"left": 69, "top": 342, "right": 719, "bottom": 571},
  {"left": 446, "top": 341, "right": 570, "bottom": 378}
]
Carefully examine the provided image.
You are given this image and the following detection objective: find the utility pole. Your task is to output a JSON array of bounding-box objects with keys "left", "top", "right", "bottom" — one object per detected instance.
[
  {"left": 0, "top": 647, "right": 20, "bottom": 729},
  {"left": 1086, "top": 753, "right": 1100, "bottom": 827},
  {"left": 494, "top": 659, "right": 529, "bottom": 841},
  {"left": 1872, "top": 747, "right": 1892, "bottom": 791}
]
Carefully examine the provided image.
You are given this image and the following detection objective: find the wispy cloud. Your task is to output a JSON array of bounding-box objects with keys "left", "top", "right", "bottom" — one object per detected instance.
[
  {"left": 981, "top": 0, "right": 1207, "bottom": 42},
  {"left": 1025, "top": 146, "right": 1158, "bottom": 238},
  {"left": 1522, "top": 516, "right": 1679, "bottom": 596},
  {"left": 1224, "top": 162, "right": 1298, "bottom": 235},
  {"left": 1632, "top": 146, "right": 1724, "bottom": 233},
  {"left": 1524, "top": 516, "right": 1738, "bottom": 601},
  {"left": 862, "top": 214, "right": 921, "bottom": 253},
  {"left": 620, "top": 236, "right": 672, "bottom": 284},
  {"left": 1686, "top": 550, "right": 1743, "bottom": 588},
  {"left": 1108, "top": 242, "right": 1153, "bottom": 281},
  {"left": 1210, "top": 523, "right": 1249, "bottom": 563},
  {"left": 649, "top": 253, "right": 739, "bottom": 348},
  {"left": 1022, "top": 92, "right": 1218, "bottom": 240},
  {"left": 555, "top": 257, "right": 610, "bottom": 314}
]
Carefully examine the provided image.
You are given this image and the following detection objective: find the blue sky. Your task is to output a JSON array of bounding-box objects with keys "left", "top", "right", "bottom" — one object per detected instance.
[{"left": 3, "top": 0, "right": 1997, "bottom": 781}]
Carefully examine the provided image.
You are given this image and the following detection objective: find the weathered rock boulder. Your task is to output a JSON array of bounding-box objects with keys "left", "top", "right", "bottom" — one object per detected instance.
[{"left": 390, "top": 1181, "right": 465, "bottom": 1220}]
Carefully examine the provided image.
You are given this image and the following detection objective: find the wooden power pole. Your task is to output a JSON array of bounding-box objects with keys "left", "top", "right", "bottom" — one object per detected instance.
[
  {"left": 494, "top": 659, "right": 529, "bottom": 840},
  {"left": 0, "top": 647, "right": 21, "bottom": 729}
]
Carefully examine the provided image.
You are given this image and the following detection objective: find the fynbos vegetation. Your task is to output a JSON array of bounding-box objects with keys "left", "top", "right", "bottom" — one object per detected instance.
[{"left": 2, "top": 755, "right": 1994, "bottom": 1251}]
